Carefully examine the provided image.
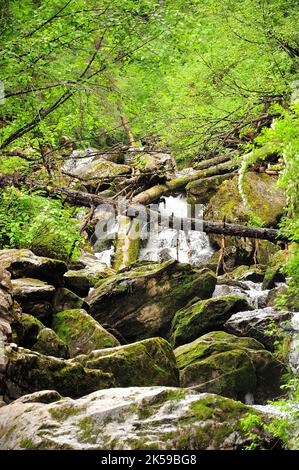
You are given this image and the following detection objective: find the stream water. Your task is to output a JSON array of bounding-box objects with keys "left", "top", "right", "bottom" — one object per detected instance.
[{"left": 94, "top": 194, "right": 214, "bottom": 267}]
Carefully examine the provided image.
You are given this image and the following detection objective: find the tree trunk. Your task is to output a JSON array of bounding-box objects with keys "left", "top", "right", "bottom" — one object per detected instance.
[
  {"left": 132, "top": 158, "right": 240, "bottom": 205},
  {"left": 0, "top": 172, "right": 292, "bottom": 243}
]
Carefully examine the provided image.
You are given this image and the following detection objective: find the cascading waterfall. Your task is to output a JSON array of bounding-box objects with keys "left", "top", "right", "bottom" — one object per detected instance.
[
  {"left": 139, "top": 194, "right": 214, "bottom": 265},
  {"left": 93, "top": 193, "right": 214, "bottom": 267}
]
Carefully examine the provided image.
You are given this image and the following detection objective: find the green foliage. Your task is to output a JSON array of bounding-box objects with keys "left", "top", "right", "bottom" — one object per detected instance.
[
  {"left": 0, "top": 187, "right": 82, "bottom": 260},
  {"left": 1, "top": 0, "right": 298, "bottom": 162},
  {"left": 240, "top": 378, "right": 299, "bottom": 449}
]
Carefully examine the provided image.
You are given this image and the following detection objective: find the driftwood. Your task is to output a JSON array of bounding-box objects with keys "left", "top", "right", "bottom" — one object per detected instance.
[{"left": 0, "top": 173, "right": 292, "bottom": 244}]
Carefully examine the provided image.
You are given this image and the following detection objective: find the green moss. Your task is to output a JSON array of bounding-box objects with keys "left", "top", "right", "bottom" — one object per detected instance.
[
  {"left": 19, "top": 437, "right": 37, "bottom": 449},
  {"left": 49, "top": 404, "right": 82, "bottom": 421},
  {"left": 52, "top": 308, "right": 119, "bottom": 356},
  {"left": 84, "top": 337, "right": 179, "bottom": 388},
  {"left": 170, "top": 295, "right": 251, "bottom": 347},
  {"left": 77, "top": 417, "right": 98, "bottom": 444}
]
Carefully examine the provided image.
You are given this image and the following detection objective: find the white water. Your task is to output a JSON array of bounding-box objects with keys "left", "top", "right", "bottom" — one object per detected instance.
[
  {"left": 139, "top": 194, "right": 214, "bottom": 265},
  {"left": 92, "top": 193, "right": 214, "bottom": 267}
]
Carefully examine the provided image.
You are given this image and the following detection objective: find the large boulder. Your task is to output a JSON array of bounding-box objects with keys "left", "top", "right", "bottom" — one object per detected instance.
[
  {"left": 204, "top": 173, "right": 286, "bottom": 264},
  {"left": 0, "top": 269, "right": 15, "bottom": 368},
  {"left": 174, "top": 331, "right": 285, "bottom": 403},
  {"left": 0, "top": 387, "right": 277, "bottom": 450},
  {"left": 225, "top": 307, "right": 292, "bottom": 350},
  {"left": 52, "top": 288, "right": 89, "bottom": 313},
  {"left": 0, "top": 345, "right": 114, "bottom": 401},
  {"left": 170, "top": 295, "right": 252, "bottom": 347},
  {"left": 32, "top": 328, "right": 69, "bottom": 359},
  {"left": 0, "top": 249, "right": 67, "bottom": 286},
  {"left": 52, "top": 309, "right": 119, "bottom": 357},
  {"left": 74, "top": 337, "right": 179, "bottom": 388},
  {"left": 87, "top": 260, "right": 216, "bottom": 342},
  {"left": 186, "top": 173, "right": 235, "bottom": 204},
  {"left": 11, "top": 278, "right": 55, "bottom": 323}
]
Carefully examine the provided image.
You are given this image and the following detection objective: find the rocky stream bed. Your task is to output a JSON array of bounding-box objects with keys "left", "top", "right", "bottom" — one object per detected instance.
[{"left": 0, "top": 150, "right": 298, "bottom": 450}]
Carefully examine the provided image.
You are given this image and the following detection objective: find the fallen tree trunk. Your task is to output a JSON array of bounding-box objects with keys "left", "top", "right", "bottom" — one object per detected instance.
[
  {"left": 132, "top": 158, "right": 240, "bottom": 205},
  {"left": 0, "top": 173, "right": 292, "bottom": 243}
]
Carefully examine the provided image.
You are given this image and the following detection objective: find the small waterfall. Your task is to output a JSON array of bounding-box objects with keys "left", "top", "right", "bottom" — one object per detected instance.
[
  {"left": 92, "top": 193, "right": 214, "bottom": 267},
  {"left": 139, "top": 194, "right": 214, "bottom": 265}
]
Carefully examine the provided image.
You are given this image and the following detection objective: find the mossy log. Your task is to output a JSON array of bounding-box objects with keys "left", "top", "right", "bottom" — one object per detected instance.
[
  {"left": 132, "top": 158, "right": 240, "bottom": 205},
  {"left": 112, "top": 216, "right": 141, "bottom": 271},
  {"left": 0, "top": 173, "right": 293, "bottom": 243}
]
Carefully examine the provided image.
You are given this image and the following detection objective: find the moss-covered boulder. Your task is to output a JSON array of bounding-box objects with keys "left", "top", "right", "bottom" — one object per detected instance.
[
  {"left": 53, "top": 288, "right": 89, "bottom": 313},
  {"left": 87, "top": 260, "right": 217, "bottom": 342},
  {"left": 259, "top": 250, "right": 286, "bottom": 291},
  {"left": 32, "top": 328, "right": 69, "bottom": 359},
  {"left": 204, "top": 173, "right": 286, "bottom": 263},
  {"left": 221, "top": 264, "right": 266, "bottom": 283},
  {"left": 174, "top": 331, "right": 285, "bottom": 403},
  {"left": 170, "top": 295, "right": 252, "bottom": 347},
  {"left": 0, "top": 249, "right": 67, "bottom": 286},
  {"left": 52, "top": 309, "right": 119, "bottom": 357},
  {"left": 74, "top": 337, "right": 179, "bottom": 388},
  {"left": 1, "top": 345, "right": 114, "bottom": 401},
  {"left": 112, "top": 216, "right": 140, "bottom": 271},
  {"left": 0, "top": 386, "right": 278, "bottom": 450},
  {"left": 0, "top": 269, "right": 14, "bottom": 351},
  {"left": 11, "top": 313, "right": 44, "bottom": 348},
  {"left": 186, "top": 173, "right": 235, "bottom": 204},
  {"left": 11, "top": 278, "right": 55, "bottom": 323}
]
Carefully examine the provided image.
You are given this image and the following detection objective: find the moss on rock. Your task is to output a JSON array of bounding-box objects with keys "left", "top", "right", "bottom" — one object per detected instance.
[
  {"left": 3, "top": 345, "right": 115, "bottom": 401},
  {"left": 32, "top": 327, "right": 69, "bottom": 358},
  {"left": 170, "top": 295, "right": 252, "bottom": 347},
  {"left": 52, "top": 308, "right": 119, "bottom": 357},
  {"left": 174, "top": 331, "right": 285, "bottom": 403},
  {"left": 74, "top": 337, "right": 179, "bottom": 387},
  {"left": 88, "top": 260, "right": 216, "bottom": 342}
]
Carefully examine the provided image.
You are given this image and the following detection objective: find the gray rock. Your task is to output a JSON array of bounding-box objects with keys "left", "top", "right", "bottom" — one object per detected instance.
[
  {"left": 225, "top": 307, "right": 292, "bottom": 350},
  {"left": 0, "top": 249, "right": 67, "bottom": 286},
  {"left": 0, "top": 386, "right": 277, "bottom": 450},
  {"left": 87, "top": 260, "right": 216, "bottom": 342}
]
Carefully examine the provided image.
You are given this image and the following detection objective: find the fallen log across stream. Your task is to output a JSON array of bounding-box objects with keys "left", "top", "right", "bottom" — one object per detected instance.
[{"left": 0, "top": 173, "right": 293, "bottom": 244}]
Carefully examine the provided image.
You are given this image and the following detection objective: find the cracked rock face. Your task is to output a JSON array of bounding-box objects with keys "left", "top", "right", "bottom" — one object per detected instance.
[{"left": 0, "top": 386, "right": 276, "bottom": 450}]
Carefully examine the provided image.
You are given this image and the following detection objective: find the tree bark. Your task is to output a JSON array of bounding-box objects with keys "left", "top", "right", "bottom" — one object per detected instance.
[
  {"left": 0, "top": 172, "right": 292, "bottom": 243},
  {"left": 132, "top": 158, "right": 240, "bottom": 205}
]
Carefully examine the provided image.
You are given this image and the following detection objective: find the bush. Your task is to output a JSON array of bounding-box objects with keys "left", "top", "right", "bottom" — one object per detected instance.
[{"left": 0, "top": 187, "right": 83, "bottom": 261}]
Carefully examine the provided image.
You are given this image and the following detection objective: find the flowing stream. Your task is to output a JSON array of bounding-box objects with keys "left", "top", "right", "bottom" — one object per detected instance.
[{"left": 93, "top": 193, "right": 214, "bottom": 267}]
